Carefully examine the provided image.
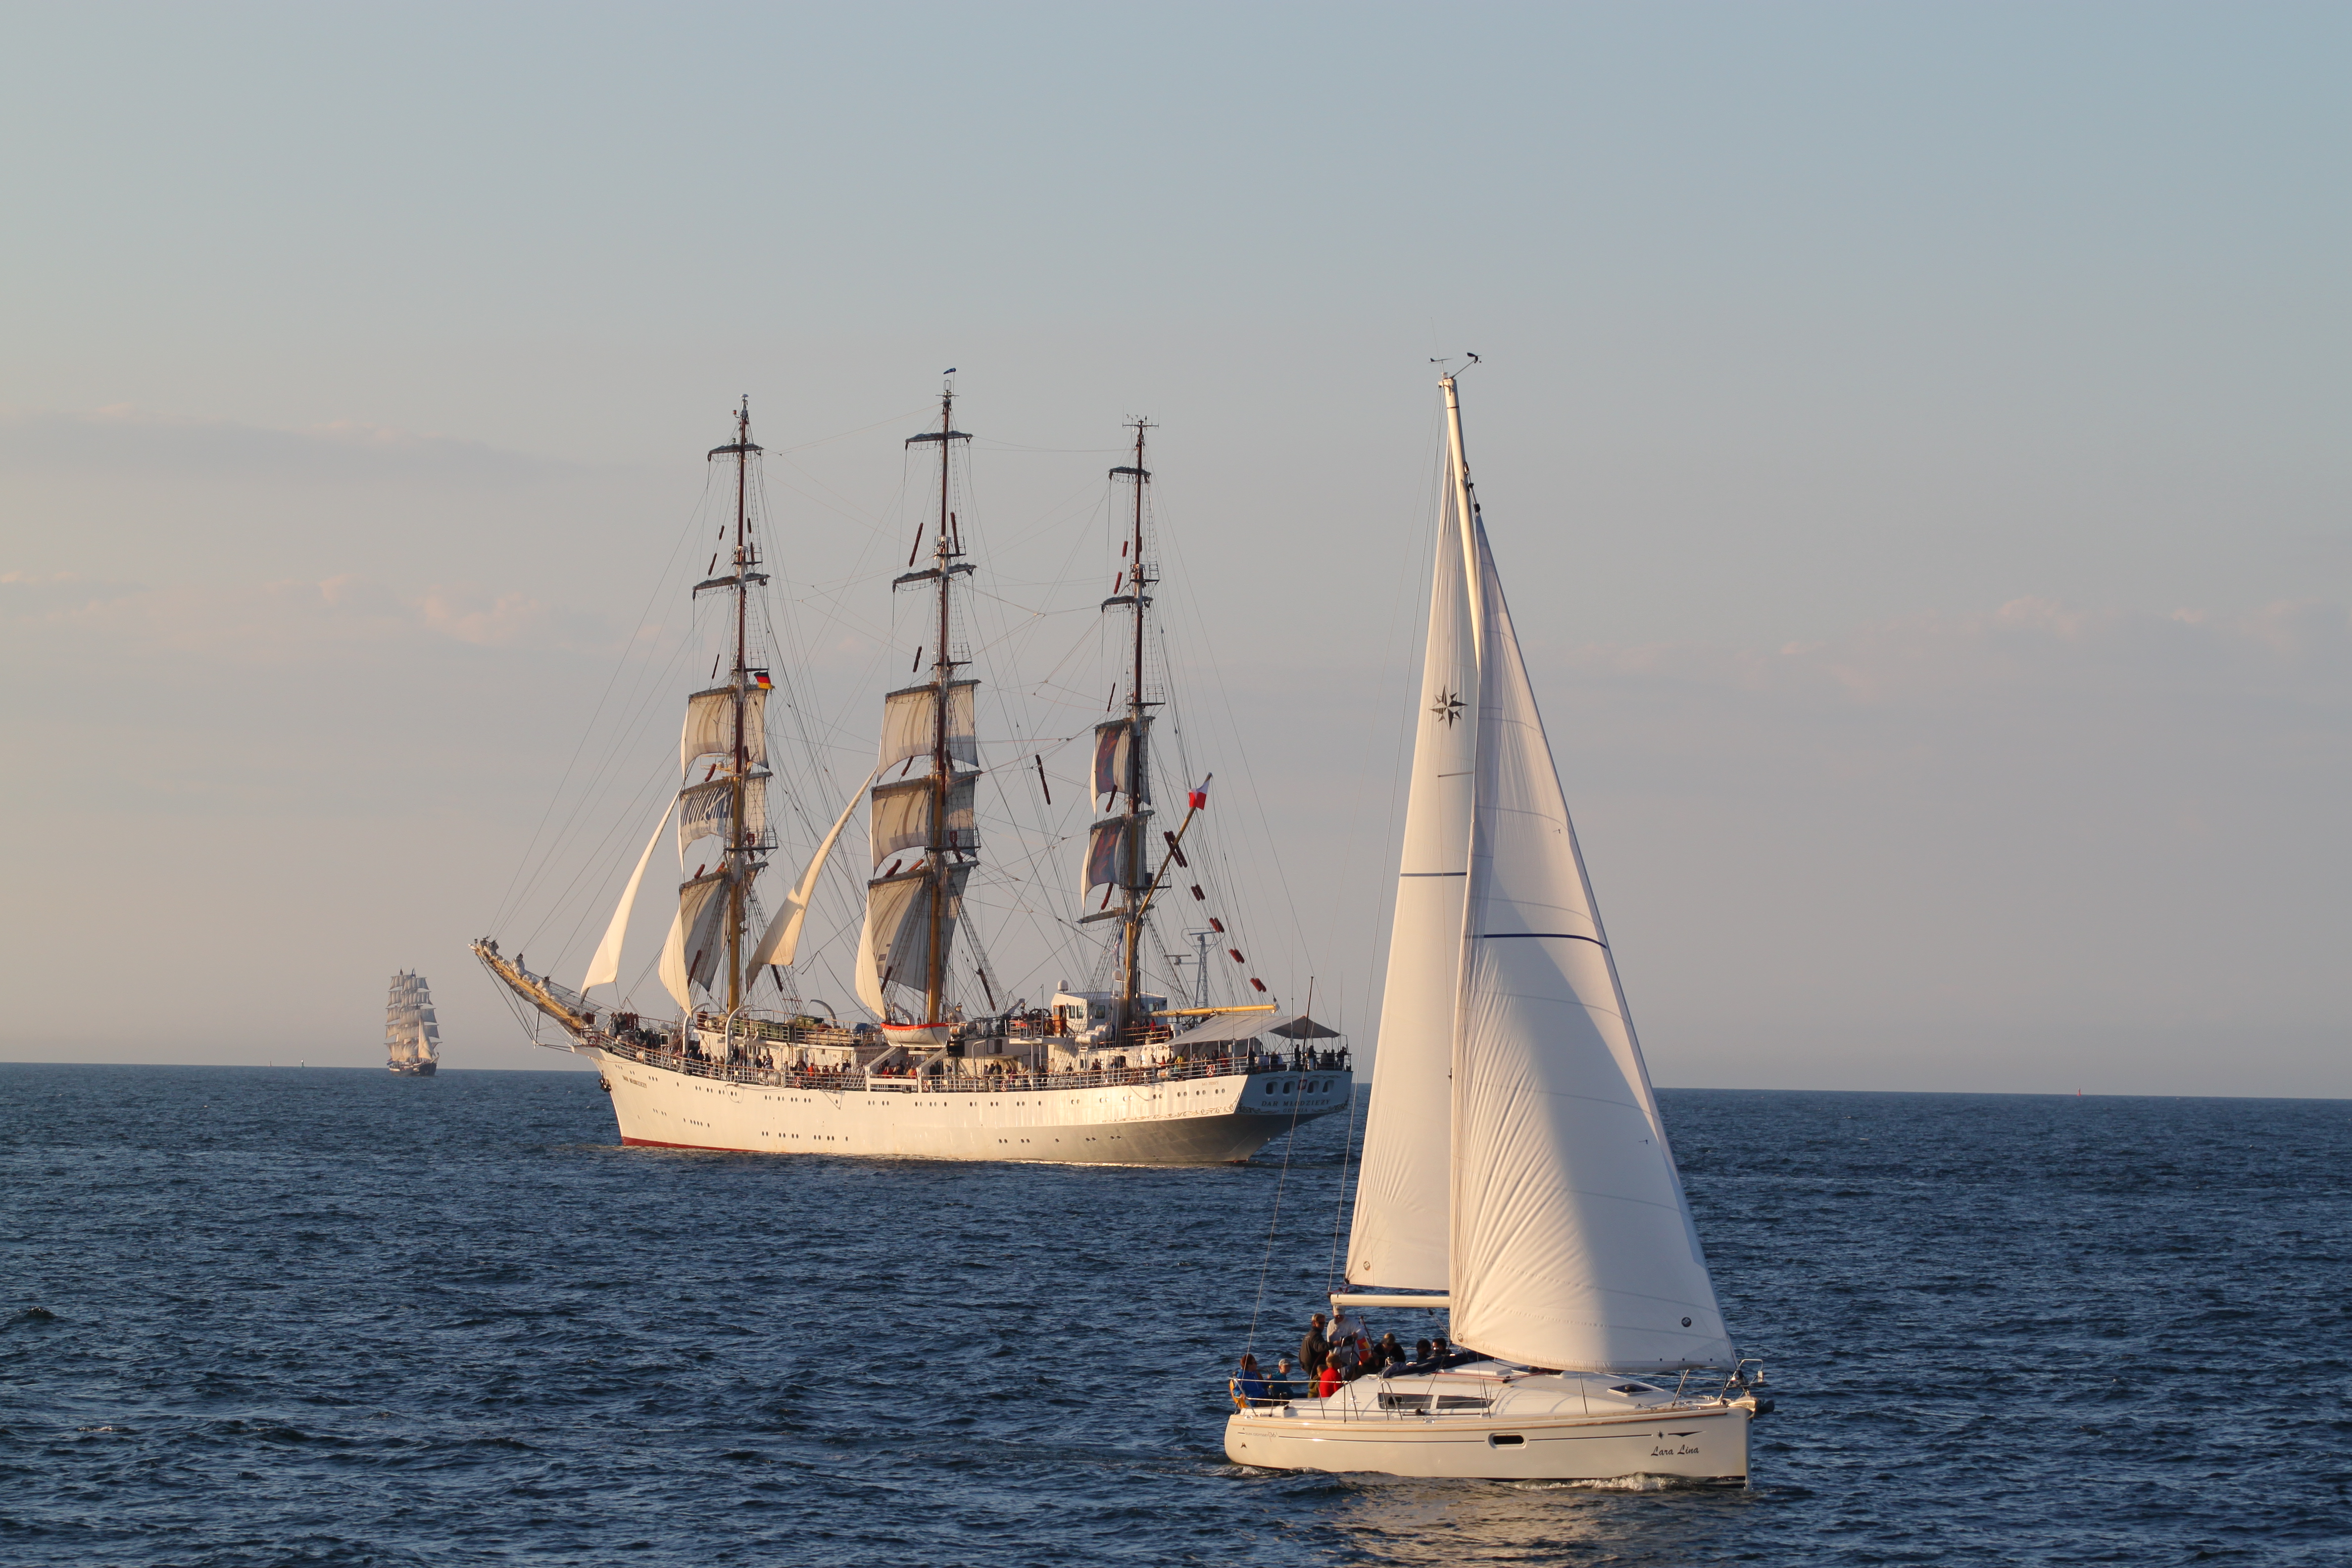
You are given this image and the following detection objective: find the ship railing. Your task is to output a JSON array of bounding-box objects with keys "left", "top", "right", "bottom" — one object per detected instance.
[
  {"left": 1226, "top": 1367, "right": 1733, "bottom": 1426},
  {"left": 591, "top": 1035, "right": 1352, "bottom": 1095}
]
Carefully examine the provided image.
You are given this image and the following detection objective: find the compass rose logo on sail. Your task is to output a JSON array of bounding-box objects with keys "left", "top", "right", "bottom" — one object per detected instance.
[{"left": 1430, "top": 689, "right": 1465, "bottom": 728}]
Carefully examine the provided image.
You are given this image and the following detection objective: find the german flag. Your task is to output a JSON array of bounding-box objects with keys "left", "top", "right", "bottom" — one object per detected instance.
[{"left": 752, "top": 671, "right": 774, "bottom": 690}]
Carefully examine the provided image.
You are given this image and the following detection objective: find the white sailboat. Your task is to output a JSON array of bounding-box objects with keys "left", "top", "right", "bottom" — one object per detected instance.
[
  {"left": 473, "top": 394, "right": 1352, "bottom": 1161},
  {"left": 1225, "top": 370, "right": 1765, "bottom": 1482}
]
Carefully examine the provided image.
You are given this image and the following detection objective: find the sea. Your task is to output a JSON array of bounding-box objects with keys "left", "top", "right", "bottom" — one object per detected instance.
[{"left": 2, "top": 1066, "right": 2346, "bottom": 1567}]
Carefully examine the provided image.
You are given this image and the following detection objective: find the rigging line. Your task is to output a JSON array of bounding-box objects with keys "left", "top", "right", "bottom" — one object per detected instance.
[
  {"left": 499, "top": 589, "right": 702, "bottom": 934},
  {"left": 768, "top": 404, "right": 936, "bottom": 457},
  {"left": 1349, "top": 421, "right": 1448, "bottom": 1073},
  {"left": 1245, "top": 978, "right": 1318, "bottom": 1362},
  {"left": 491, "top": 468, "right": 712, "bottom": 930},
  {"left": 1325, "top": 1035, "right": 1365, "bottom": 1297},
  {"left": 499, "top": 611, "right": 703, "bottom": 932}
]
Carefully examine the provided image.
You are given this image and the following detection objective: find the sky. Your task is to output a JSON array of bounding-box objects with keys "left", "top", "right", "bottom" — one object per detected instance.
[{"left": 2, "top": 2, "right": 2346, "bottom": 1095}]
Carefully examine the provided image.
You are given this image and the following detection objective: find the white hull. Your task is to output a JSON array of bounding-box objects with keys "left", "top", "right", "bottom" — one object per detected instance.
[
  {"left": 1225, "top": 1374, "right": 1750, "bottom": 1482},
  {"left": 598, "top": 1048, "right": 1352, "bottom": 1163},
  {"left": 1225, "top": 1404, "right": 1748, "bottom": 1482}
]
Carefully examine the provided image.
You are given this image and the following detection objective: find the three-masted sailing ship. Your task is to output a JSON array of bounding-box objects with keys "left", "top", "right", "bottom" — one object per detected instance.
[
  {"left": 385, "top": 970, "right": 440, "bottom": 1076},
  {"left": 1224, "top": 370, "right": 1765, "bottom": 1482},
  {"left": 474, "top": 391, "right": 1349, "bottom": 1161}
]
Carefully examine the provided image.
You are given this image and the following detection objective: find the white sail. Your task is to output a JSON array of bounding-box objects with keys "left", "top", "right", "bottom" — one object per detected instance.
[
  {"left": 677, "top": 777, "right": 768, "bottom": 854},
  {"left": 584, "top": 798, "right": 677, "bottom": 989},
  {"left": 878, "top": 680, "right": 978, "bottom": 772},
  {"left": 1346, "top": 452, "right": 1479, "bottom": 1293},
  {"left": 1447, "top": 519, "right": 1734, "bottom": 1373},
  {"left": 657, "top": 870, "right": 733, "bottom": 1009},
  {"left": 859, "top": 863, "right": 972, "bottom": 1017},
  {"left": 1091, "top": 717, "right": 1149, "bottom": 807},
  {"left": 680, "top": 686, "right": 768, "bottom": 776},
  {"left": 1081, "top": 814, "right": 1149, "bottom": 899},
  {"left": 747, "top": 767, "right": 878, "bottom": 973},
  {"left": 869, "top": 775, "right": 976, "bottom": 868}
]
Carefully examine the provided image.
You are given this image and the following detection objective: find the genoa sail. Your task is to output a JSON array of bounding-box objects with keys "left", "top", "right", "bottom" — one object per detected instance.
[{"left": 1446, "top": 513, "right": 1733, "bottom": 1374}]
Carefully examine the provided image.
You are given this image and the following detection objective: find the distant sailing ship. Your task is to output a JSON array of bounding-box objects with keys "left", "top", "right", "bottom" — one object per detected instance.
[
  {"left": 385, "top": 971, "right": 441, "bottom": 1076},
  {"left": 475, "top": 389, "right": 1349, "bottom": 1160},
  {"left": 1224, "top": 369, "right": 1764, "bottom": 1481}
]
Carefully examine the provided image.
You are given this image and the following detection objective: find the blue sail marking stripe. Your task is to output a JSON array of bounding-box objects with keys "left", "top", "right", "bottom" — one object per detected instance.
[{"left": 1481, "top": 932, "right": 1608, "bottom": 948}]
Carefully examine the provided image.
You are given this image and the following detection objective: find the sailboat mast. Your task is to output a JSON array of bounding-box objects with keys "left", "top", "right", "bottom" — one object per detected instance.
[
  {"left": 727, "top": 396, "right": 753, "bottom": 1015},
  {"left": 927, "top": 385, "right": 956, "bottom": 1025},
  {"left": 1440, "top": 375, "right": 1482, "bottom": 645},
  {"left": 1117, "top": 420, "right": 1153, "bottom": 1030}
]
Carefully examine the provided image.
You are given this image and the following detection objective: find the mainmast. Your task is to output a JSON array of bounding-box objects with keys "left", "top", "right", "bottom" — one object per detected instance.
[
  {"left": 908, "top": 379, "right": 970, "bottom": 1025},
  {"left": 708, "top": 397, "right": 764, "bottom": 1016}
]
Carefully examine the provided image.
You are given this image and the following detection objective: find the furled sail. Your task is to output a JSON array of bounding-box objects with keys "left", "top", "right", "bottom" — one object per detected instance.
[
  {"left": 584, "top": 798, "right": 677, "bottom": 989},
  {"left": 746, "top": 766, "right": 879, "bottom": 973},
  {"left": 677, "top": 777, "right": 768, "bottom": 854},
  {"left": 857, "top": 863, "right": 972, "bottom": 1015},
  {"left": 1447, "top": 519, "right": 1734, "bottom": 1374},
  {"left": 869, "top": 775, "right": 976, "bottom": 867},
  {"left": 878, "top": 680, "right": 978, "bottom": 773},
  {"left": 1091, "top": 717, "right": 1150, "bottom": 807},
  {"left": 657, "top": 868, "right": 734, "bottom": 1010},
  {"left": 680, "top": 685, "right": 768, "bottom": 775},
  {"left": 1347, "top": 458, "right": 1478, "bottom": 1294}
]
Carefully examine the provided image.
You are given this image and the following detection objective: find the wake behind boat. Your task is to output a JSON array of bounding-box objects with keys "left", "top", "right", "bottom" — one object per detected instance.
[
  {"left": 476, "top": 391, "right": 1350, "bottom": 1161},
  {"left": 1224, "top": 369, "right": 1765, "bottom": 1481}
]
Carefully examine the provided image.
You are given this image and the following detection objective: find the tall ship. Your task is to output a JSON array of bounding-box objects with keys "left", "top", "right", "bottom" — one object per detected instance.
[
  {"left": 474, "top": 390, "right": 1350, "bottom": 1160},
  {"left": 385, "top": 971, "right": 441, "bottom": 1076}
]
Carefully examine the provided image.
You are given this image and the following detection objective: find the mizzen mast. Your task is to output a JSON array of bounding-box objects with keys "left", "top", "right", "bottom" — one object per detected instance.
[{"left": 1110, "top": 421, "right": 1157, "bottom": 1035}]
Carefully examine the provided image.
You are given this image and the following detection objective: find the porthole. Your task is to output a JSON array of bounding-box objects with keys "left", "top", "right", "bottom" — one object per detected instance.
[{"left": 1488, "top": 1434, "right": 1524, "bottom": 1448}]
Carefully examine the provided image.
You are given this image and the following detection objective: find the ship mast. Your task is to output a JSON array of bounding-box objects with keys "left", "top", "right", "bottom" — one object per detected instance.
[
  {"left": 908, "top": 381, "right": 970, "bottom": 1025},
  {"left": 711, "top": 397, "right": 762, "bottom": 1016},
  {"left": 1113, "top": 420, "right": 1155, "bottom": 1037}
]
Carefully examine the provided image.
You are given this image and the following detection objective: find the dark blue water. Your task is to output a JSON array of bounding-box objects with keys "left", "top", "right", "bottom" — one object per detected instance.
[{"left": 3, "top": 1067, "right": 2347, "bottom": 1566}]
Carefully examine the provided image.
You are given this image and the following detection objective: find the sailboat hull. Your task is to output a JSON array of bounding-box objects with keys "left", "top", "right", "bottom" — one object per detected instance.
[
  {"left": 597, "top": 1047, "right": 1351, "bottom": 1164},
  {"left": 388, "top": 1060, "right": 438, "bottom": 1077},
  {"left": 1224, "top": 1400, "right": 1749, "bottom": 1483}
]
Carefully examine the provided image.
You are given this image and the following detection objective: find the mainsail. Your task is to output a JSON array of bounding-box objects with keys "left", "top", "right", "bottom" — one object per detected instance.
[
  {"left": 1354, "top": 373, "right": 1734, "bottom": 1376},
  {"left": 1346, "top": 405, "right": 1478, "bottom": 1293}
]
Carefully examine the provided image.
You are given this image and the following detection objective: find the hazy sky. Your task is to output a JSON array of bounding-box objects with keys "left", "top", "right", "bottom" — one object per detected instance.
[{"left": 3, "top": 3, "right": 2346, "bottom": 1095}]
